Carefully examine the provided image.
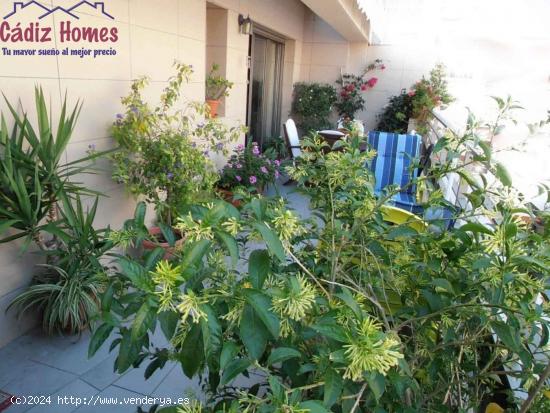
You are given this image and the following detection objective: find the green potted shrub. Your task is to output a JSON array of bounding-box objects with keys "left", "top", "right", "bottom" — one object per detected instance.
[
  {"left": 205, "top": 63, "right": 234, "bottom": 118},
  {"left": 111, "top": 61, "right": 244, "bottom": 252},
  {"left": 408, "top": 63, "right": 454, "bottom": 134},
  {"left": 375, "top": 88, "right": 413, "bottom": 133},
  {"left": 217, "top": 142, "right": 281, "bottom": 205},
  {"left": 291, "top": 82, "right": 337, "bottom": 134}
]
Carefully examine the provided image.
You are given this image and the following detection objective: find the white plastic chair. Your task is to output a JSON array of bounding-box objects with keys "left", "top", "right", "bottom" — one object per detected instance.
[{"left": 283, "top": 119, "right": 302, "bottom": 159}]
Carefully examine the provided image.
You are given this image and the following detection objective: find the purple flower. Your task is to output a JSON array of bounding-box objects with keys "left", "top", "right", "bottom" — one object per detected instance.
[
  {"left": 203, "top": 150, "right": 209, "bottom": 156},
  {"left": 236, "top": 175, "right": 242, "bottom": 182},
  {"left": 249, "top": 176, "right": 257, "bottom": 184},
  {"left": 228, "top": 163, "right": 233, "bottom": 168},
  {"left": 130, "top": 105, "right": 138, "bottom": 114},
  {"left": 236, "top": 163, "right": 242, "bottom": 169},
  {"left": 252, "top": 146, "right": 260, "bottom": 156},
  {"left": 260, "top": 166, "right": 268, "bottom": 174},
  {"left": 191, "top": 142, "right": 197, "bottom": 148},
  {"left": 274, "top": 159, "right": 281, "bottom": 167},
  {"left": 216, "top": 142, "right": 224, "bottom": 150},
  {"left": 236, "top": 144, "right": 244, "bottom": 151},
  {"left": 166, "top": 172, "right": 174, "bottom": 180},
  {"left": 116, "top": 113, "right": 123, "bottom": 119}
]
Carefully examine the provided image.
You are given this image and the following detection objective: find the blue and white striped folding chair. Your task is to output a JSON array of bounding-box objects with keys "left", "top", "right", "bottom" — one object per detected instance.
[{"left": 367, "top": 131, "right": 424, "bottom": 214}]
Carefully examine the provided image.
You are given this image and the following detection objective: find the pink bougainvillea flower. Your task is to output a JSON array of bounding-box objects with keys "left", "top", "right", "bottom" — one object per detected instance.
[
  {"left": 367, "top": 77, "right": 378, "bottom": 87},
  {"left": 249, "top": 176, "right": 257, "bottom": 184},
  {"left": 360, "top": 84, "right": 367, "bottom": 91}
]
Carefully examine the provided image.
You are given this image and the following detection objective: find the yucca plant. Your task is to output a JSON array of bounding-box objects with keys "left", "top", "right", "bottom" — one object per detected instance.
[
  {"left": 0, "top": 87, "right": 108, "bottom": 251},
  {"left": 8, "top": 193, "right": 113, "bottom": 334}
]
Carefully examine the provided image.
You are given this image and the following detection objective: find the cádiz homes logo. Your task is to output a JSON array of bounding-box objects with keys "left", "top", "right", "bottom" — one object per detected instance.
[{"left": 1, "top": 1, "right": 119, "bottom": 58}]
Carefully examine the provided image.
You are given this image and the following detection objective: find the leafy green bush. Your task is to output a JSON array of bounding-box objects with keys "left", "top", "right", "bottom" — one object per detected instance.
[
  {"left": 375, "top": 89, "right": 413, "bottom": 133},
  {"left": 111, "top": 62, "right": 245, "bottom": 225},
  {"left": 8, "top": 194, "right": 113, "bottom": 334},
  {"left": 291, "top": 83, "right": 337, "bottom": 133},
  {"left": 218, "top": 142, "right": 281, "bottom": 190},
  {"left": 409, "top": 63, "right": 454, "bottom": 133},
  {"left": 92, "top": 100, "right": 550, "bottom": 412}
]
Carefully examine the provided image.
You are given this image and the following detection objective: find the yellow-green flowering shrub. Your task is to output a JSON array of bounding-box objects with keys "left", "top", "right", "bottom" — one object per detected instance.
[{"left": 92, "top": 100, "right": 550, "bottom": 412}]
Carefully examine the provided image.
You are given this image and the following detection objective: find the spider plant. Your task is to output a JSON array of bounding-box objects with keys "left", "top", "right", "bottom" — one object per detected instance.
[{"left": 7, "top": 193, "right": 114, "bottom": 335}]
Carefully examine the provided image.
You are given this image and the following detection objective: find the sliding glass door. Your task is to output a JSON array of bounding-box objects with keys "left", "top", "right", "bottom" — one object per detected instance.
[{"left": 248, "top": 29, "right": 284, "bottom": 147}]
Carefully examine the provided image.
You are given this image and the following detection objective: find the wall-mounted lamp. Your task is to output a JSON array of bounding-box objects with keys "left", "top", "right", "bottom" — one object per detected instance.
[{"left": 238, "top": 14, "right": 252, "bottom": 35}]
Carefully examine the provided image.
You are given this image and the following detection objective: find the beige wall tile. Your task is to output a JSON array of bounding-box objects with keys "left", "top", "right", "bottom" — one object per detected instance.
[
  {"left": 179, "top": 36, "right": 207, "bottom": 82},
  {"left": 59, "top": 79, "right": 130, "bottom": 142},
  {"left": 178, "top": 0, "right": 206, "bottom": 41},
  {"left": 310, "top": 43, "right": 349, "bottom": 66},
  {"left": 129, "top": 0, "right": 178, "bottom": 34},
  {"left": 130, "top": 25, "right": 178, "bottom": 81}
]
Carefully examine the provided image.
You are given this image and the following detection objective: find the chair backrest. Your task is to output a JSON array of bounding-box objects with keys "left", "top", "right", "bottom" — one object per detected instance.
[
  {"left": 283, "top": 119, "right": 301, "bottom": 159},
  {"left": 367, "top": 131, "right": 422, "bottom": 196}
]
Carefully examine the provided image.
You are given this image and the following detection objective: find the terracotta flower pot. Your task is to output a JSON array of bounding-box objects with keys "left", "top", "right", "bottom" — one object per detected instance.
[
  {"left": 217, "top": 188, "right": 242, "bottom": 208},
  {"left": 206, "top": 99, "right": 220, "bottom": 118},
  {"left": 142, "top": 226, "right": 184, "bottom": 259}
]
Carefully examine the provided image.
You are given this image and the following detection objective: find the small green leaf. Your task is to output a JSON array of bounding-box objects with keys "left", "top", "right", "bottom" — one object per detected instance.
[
  {"left": 249, "top": 249, "right": 270, "bottom": 289},
  {"left": 267, "top": 347, "right": 301, "bottom": 365},
  {"left": 495, "top": 162, "right": 512, "bottom": 187},
  {"left": 431, "top": 278, "right": 455, "bottom": 294},
  {"left": 460, "top": 222, "right": 493, "bottom": 235},
  {"left": 253, "top": 222, "right": 286, "bottom": 261},
  {"left": 239, "top": 304, "right": 268, "bottom": 360},
  {"left": 366, "top": 372, "right": 386, "bottom": 401},
  {"left": 297, "top": 400, "right": 330, "bottom": 413},
  {"left": 158, "top": 310, "right": 179, "bottom": 340},
  {"left": 131, "top": 302, "right": 154, "bottom": 341},
  {"left": 323, "top": 368, "right": 343, "bottom": 408},
  {"left": 220, "top": 342, "right": 239, "bottom": 370},
  {"left": 491, "top": 320, "right": 521, "bottom": 352},
  {"left": 220, "top": 359, "right": 251, "bottom": 386},
  {"left": 243, "top": 289, "right": 280, "bottom": 339},
  {"left": 88, "top": 324, "right": 113, "bottom": 358},
  {"left": 214, "top": 230, "right": 239, "bottom": 266},
  {"left": 178, "top": 324, "right": 204, "bottom": 378}
]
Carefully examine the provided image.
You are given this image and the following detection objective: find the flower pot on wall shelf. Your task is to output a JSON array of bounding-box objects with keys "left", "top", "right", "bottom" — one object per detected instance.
[
  {"left": 142, "top": 226, "right": 184, "bottom": 259},
  {"left": 206, "top": 99, "right": 220, "bottom": 118}
]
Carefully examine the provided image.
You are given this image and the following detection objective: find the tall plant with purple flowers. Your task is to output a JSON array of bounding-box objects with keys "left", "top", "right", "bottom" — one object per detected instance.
[
  {"left": 111, "top": 62, "right": 245, "bottom": 225},
  {"left": 218, "top": 142, "right": 281, "bottom": 191}
]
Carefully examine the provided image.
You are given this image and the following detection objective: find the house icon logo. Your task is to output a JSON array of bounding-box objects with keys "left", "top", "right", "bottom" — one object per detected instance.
[{"left": 3, "top": 1, "right": 114, "bottom": 20}]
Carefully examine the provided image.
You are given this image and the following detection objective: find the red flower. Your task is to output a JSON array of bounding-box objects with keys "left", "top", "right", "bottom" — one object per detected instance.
[
  {"left": 360, "top": 84, "right": 367, "bottom": 91},
  {"left": 346, "top": 84, "right": 355, "bottom": 92},
  {"left": 340, "top": 91, "right": 348, "bottom": 97},
  {"left": 408, "top": 90, "right": 415, "bottom": 97},
  {"left": 366, "top": 77, "right": 378, "bottom": 88}
]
